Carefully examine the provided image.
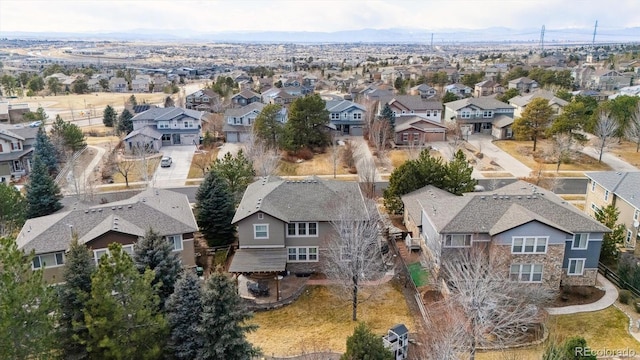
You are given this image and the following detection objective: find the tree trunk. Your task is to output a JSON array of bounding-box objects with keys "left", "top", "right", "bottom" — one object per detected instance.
[
  {"left": 599, "top": 140, "right": 606, "bottom": 163},
  {"left": 636, "top": 139, "right": 639, "bottom": 152},
  {"left": 532, "top": 136, "right": 537, "bottom": 152},
  {"left": 124, "top": 175, "right": 129, "bottom": 187},
  {"left": 352, "top": 275, "right": 358, "bottom": 321}
]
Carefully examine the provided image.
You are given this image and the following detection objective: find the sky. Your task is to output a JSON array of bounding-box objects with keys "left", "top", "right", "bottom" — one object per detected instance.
[{"left": 1, "top": 0, "right": 639, "bottom": 34}]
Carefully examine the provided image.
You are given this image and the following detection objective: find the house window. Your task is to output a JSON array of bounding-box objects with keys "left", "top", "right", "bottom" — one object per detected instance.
[
  {"left": 331, "top": 113, "right": 340, "bottom": 120},
  {"left": 567, "top": 259, "right": 585, "bottom": 275},
  {"left": 572, "top": 233, "right": 589, "bottom": 250},
  {"left": 157, "top": 121, "right": 169, "bottom": 129},
  {"left": 340, "top": 246, "right": 352, "bottom": 261},
  {"left": 184, "top": 121, "right": 194, "bottom": 128},
  {"left": 254, "top": 224, "right": 269, "bottom": 239},
  {"left": 402, "top": 133, "right": 409, "bottom": 142},
  {"left": 444, "top": 234, "right": 472, "bottom": 248},
  {"left": 510, "top": 264, "right": 543, "bottom": 282},
  {"left": 166, "top": 234, "right": 183, "bottom": 251},
  {"left": 257, "top": 213, "right": 264, "bottom": 220},
  {"left": 512, "top": 236, "right": 547, "bottom": 254},
  {"left": 483, "top": 111, "right": 493, "bottom": 118},
  {"left": 634, "top": 209, "right": 639, "bottom": 221},
  {"left": 413, "top": 133, "right": 420, "bottom": 143},
  {"left": 604, "top": 190, "right": 609, "bottom": 201},
  {"left": 93, "top": 249, "right": 109, "bottom": 264},
  {"left": 353, "top": 113, "right": 362, "bottom": 120},
  {"left": 627, "top": 230, "right": 633, "bottom": 245},
  {"left": 32, "top": 252, "right": 65, "bottom": 270},
  {"left": 287, "top": 247, "right": 319, "bottom": 262},
  {"left": 287, "top": 222, "right": 318, "bottom": 237},
  {"left": 591, "top": 203, "right": 600, "bottom": 212},
  {"left": 591, "top": 181, "right": 597, "bottom": 192},
  {"left": 426, "top": 110, "right": 431, "bottom": 116},
  {"left": 460, "top": 111, "right": 471, "bottom": 119},
  {"left": 162, "top": 134, "right": 171, "bottom": 141},
  {"left": 234, "top": 117, "right": 242, "bottom": 125}
]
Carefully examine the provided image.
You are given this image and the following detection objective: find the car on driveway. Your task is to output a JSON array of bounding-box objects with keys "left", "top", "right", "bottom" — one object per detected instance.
[
  {"left": 160, "top": 156, "right": 172, "bottom": 167},
  {"left": 29, "top": 121, "right": 42, "bottom": 127}
]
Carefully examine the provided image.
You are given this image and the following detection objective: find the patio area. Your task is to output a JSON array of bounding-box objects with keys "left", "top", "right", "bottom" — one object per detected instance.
[{"left": 237, "top": 274, "right": 309, "bottom": 308}]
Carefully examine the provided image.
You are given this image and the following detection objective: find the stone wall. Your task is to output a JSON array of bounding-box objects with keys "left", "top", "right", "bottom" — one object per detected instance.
[
  {"left": 492, "top": 243, "right": 565, "bottom": 289},
  {"left": 561, "top": 268, "right": 598, "bottom": 287}
]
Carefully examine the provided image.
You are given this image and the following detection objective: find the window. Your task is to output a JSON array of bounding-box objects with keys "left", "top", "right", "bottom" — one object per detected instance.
[
  {"left": 426, "top": 110, "right": 431, "bottom": 116},
  {"left": 634, "top": 209, "right": 639, "bottom": 221},
  {"left": 402, "top": 133, "right": 409, "bottom": 142},
  {"left": 510, "top": 264, "right": 543, "bottom": 282},
  {"left": 157, "top": 121, "right": 169, "bottom": 129},
  {"left": 93, "top": 249, "right": 109, "bottom": 264},
  {"left": 340, "top": 246, "right": 352, "bottom": 261},
  {"left": 627, "top": 230, "right": 633, "bottom": 245},
  {"left": 287, "top": 222, "right": 318, "bottom": 237},
  {"left": 287, "top": 247, "right": 318, "bottom": 262},
  {"left": 591, "top": 181, "right": 597, "bottom": 192},
  {"left": 460, "top": 111, "right": 471, "bottom": 119},
  {"left": 166, "top": 234, "right": 183, "bottom": 251},
  {"left": 483, "top": 110, "right": 493, "bottom": 118},
  {"left": 572, "top": 233, "right": 589, "bottom": 250},
  {"left": 567, "top": 259, "right": 585, "bottom": 275},
  {"left": 591, "top": 203, "right": 600, "bottom": 212},
  {"left": 184, "top": 121, "right": 194, "bottom": 128},
  {"left": 254, "top": 224, "right": 269, "bottom": 239},
  {"left": 444, "top": 234, "right": 472, "bottom": 248},
  {"left": 512, "top": 237, "right": 547, "bottom": 254},
  {"left": 32, "top": 251, "right": 66, "bottom": 269},
  {"left": 331, "top": 113, "right": 340, "bottom": 120},
  {"left": 257, "top": 213, "right": 264, "bottom": 220},
  {"left": 604, "top": 190, "right": 609, "bottom": 201},
  {"left": 162, "top": 134, "right": 171, "bottom": 141},
  {"left": 353, "top": 113, "right": 362, "bottom": 120},
  {"left": 234, "top": 117, "right": 242, "bottom": 125},
  {"left": 413, "top": 133, "right": 420, "bottom": 143}
]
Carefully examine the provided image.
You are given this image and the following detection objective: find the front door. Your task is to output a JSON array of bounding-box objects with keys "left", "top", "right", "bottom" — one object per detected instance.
[
  {"left": 172, "top": 133, "right": 181, "bottom": 145},
  {"left": 474, "top": 123, "right": 481, "bottom": 133}
]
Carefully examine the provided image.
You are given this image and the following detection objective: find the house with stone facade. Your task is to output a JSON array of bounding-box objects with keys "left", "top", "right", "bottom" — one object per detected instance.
[
  {"left": 379, "top": 95, "right": 442, "bottom": 123},
  {"left": 228, "top": 176, "right": 367, "bottom": 276},
  {"left": 443, "top": 97, "right": 514, "bottom": 138},
  {"left": 16, "top": 188, "right": 198, "bottom": 284},
  {"left": 585, "top": 172, "right": 640, "bottom": 250},
  {"left": 401, "top": 181, "right": 609, "bottom": 289}
]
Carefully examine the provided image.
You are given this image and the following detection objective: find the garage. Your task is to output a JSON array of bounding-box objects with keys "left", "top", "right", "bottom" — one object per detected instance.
[{"left": 226, "top": 132, "right": 239, "bottom": 143}]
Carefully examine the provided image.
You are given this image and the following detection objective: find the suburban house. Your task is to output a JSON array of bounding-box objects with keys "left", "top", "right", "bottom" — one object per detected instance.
[
  {"left": 402, "top": 181, "right": 610, "bottom": 289},
  {"left": 325, "top": 98, "right": 366, "bottom": 136},
  {"left": 393, "top": 116, "right": 447, "bottom": 145},
  {"left": 0, "top": 124, "right": 37, "bottom": 183},
  {"left": 585, "top": 172, "right": 640, "bottom": 249},
  {"left": 228, "top": 177, "right": 367, "bottom": 276},
  {"left": 185, "top": 88, "right": 221, "bottom": 113},
  {"left": 231, "top": 89, "right": 261, "bottom": 107},
  {"left": 0, "top": 102, "right": 30, "bottom": 124},
  {"left": 508, "top": 77, "right": 539, "bottom": 94},
  {"left": 16, "top": 188, "right": 198, "bottom": 284},
  {"left": 410, "top": 84, "right": 437, "bottom": 99},
  {"left": 131, "top": 78, "right": 149, "bottom": 93},
  {"left": 380, "top": 95, "right": 443, "bottom": 123},
  {"left": 109, "top": 77, "right": 128, "bottom": 93},
  {"left": 444, "top": 83, "right": 473, "bottom": 97},
  {"left": 474, "top": 80, "right": 504, "bottom": 97},
  {"left": 124, "top": 107, "right": 203, "bottom": 151},
  {"left": 589, "top": 69, "right": 631, "bottom": 91},
  {"left": 443, "top": 97, "right": 515, "bottom": 139},
  {"left": 508, "top": 89, "right": 569, "bottom": 118},
  {"left": 223, "top": 103, "right": 287, "bottom": 143}
]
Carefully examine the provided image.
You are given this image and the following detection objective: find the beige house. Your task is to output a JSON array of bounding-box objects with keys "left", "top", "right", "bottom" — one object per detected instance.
[
  {"left": 16, "top": 189, "right": 198, "bottom": 284},
  {"left": 585, "top": 172, "right": 640, "bottom": 250},
  {"left": 508, "top": 89, "right": 569, "bottom": 118}
]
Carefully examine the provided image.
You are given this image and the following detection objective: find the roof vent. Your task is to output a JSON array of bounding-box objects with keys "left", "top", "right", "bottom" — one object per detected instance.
[
  {"left": 492, "top": 195, "right": 497, "bottom": 200},
  {"left": 118, "top": 206, "right": 123, "bottom": 209},
  {"left": 517, "top": 196, "right": 522, "bottom": 199},
  {"left": 526, "top": 196, "right": 531, "bottom": 199},
  {"left": 98, "top": 208, "right": 103, "bottom": 212},
  {"left": 505, "top": 196, "right": 510, "bottom": 200},
  {"left": 532, "top": 195, "right": 537, "bottom": 199},
  {"left": 112, "top": 207, "right": 116, "bottom": 210},
  {"left": 85, "top": 210, "right": 89, "bottom": 213},
  {"left": 91, "top": 209, "right": 96, "bottom": 213},
  {"left": 128, "top": 204, "right": 132, "bottom": 208},
  {"left": 480, "top": 196, "right": 486, "bottom": 200}
]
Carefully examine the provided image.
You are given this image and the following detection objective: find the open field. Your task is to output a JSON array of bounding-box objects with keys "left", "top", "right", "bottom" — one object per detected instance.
[
  {"left": 610, "top": 141, "right": 640, "bottom": 168},
  {"left": 276, "top": 152, "right": 350, "bottom": 176},
  {"left": 494, "top": 140, "right": 612, "bottom": 172},
  {"left": 10, "top": 92, "right": 167, "bottom": 112},
  {"left": 247, "top": 283, "right": 415, "bottom": 356}
]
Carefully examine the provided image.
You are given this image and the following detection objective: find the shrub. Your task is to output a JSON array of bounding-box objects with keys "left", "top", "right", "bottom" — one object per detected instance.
[
  {"left": 295, "top": 147, "right": 314, "bottom": 160},
  {"left": 619, "top": 289, "right": 632, "bottom": 304},
  {"left": 634, "top": 298, "right": 640, "bottom": 313}
]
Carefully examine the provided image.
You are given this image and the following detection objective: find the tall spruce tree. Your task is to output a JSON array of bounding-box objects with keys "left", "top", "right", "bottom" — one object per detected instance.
[
  {"left": 0, "top": 183, "right": 26, "bottom": 237},
  {"left": 197, "top": 271, "right": 259, "bottom": 360},
  {"left": 0, "top": 237, "right": 58, "bottom": 360},
  {"left": 25, "top": 154, "right": 62, "bottom": 219},
  {"left": 34, "top": 127, "right": 58, "bottom": 175},
  {"left": 118, "top": 109, "right": 134, "bottom": 135},
  {"left": 595, "top": 204, "right": 626, "bottom": 265},
  {"left": 84, "top": 243, "right": 166, "bottom": 360},
  {"left": 102, "top": 105, "right": 117, "bottom": 127},
  {"left": 211, "top": 149, "right": 255, "bottom": 203},
  {"left": 444, "top": 149, "right": 477, "bottom": 195},
  {"left": 381, "top": 103, "right": 395, "bottom": 131},
  {"left": 166, "top": 271, "right": 203, "bottom": 360},
  {"left": 281, "top": 94, "right": 330, "bottom": 151},
  {"left": 253, "top": 103, "right": 284, "bottom": 149},
  {"left": 58, "top": 237, "right": 95, "bottom": 360},
  {"left": 133, "top": 228, "right": 182, "bottom": 309},
  {"left": 195, "top": 170, "right": 236, "bottom": 246}
]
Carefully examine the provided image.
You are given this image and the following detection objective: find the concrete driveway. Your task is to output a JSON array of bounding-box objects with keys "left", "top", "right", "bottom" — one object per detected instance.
[
  {"left": 152, "top": 145, "right": 197, "bottom": 188},
  {"left": 466, "top": 134, "right": 533, "bottom": 178},
  {"left": 217, "top": 142, "right": 244, "bottom": 160}
]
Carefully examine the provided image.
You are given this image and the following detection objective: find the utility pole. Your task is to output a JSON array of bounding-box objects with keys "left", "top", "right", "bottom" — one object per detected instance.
[
  {"left": 592, "top": 20, "right": 598, "bottom": 47},
  {"left": 539, "top": 25, "right": 545, "bottom": 52}
]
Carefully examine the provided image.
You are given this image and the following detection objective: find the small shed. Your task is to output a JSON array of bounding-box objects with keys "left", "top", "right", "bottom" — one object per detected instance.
[{"left": 382, "top": 323, "right": 409, "bottom": 360}]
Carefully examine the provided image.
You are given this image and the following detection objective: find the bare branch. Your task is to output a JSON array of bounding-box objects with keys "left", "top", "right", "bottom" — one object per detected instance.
[{"left": 593, "top": 111, "right": 618, "bottom": 163}]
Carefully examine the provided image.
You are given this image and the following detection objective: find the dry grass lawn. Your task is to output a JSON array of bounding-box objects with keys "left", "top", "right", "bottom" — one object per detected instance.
[
  {"left": 387, "top": 149, "right": 442, "bottom": 169},
  {"left": 276, "top": 152, "right": 350, "bottom": 176},
  {"left": 481, "top": 171, "right": 514, "bottom": 178},
  {"left": 247, "top": 283, "right": 415, "bottom": 356},
  {"left": 188, "top": 149, "right": 219, "bottom": 179},
  {"left": 610, "top": 141, "right": 640, "bottom": 168},
  {"left": 111, "top": 157, "right": 161, "bottom": 184},
  {"left": 12, "top": 92, "right": 167, "bottom": 111},
  {"left": 85, "top": 135, "right": 120, "bottom": 146},
  {"left": 494, "top": 140, "right": 612, "bottom": 172}
]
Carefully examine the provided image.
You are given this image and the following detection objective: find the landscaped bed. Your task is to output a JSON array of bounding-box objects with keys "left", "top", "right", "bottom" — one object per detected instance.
[{"left": 246, "top": 282, "right": 415, "bottom": 356}]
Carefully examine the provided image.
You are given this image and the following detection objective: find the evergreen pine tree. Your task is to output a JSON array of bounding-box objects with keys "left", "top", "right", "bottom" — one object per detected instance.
[
  {"left": 165, "top": 271, "right": 203, "bottom": 360},
  {"left": 0, "top": 237, "right": 58, "bottom": 360},
  {"left": 133, "top": 228, "right": 182, "bottom": 309},
  {"left": 25, "top": 154, "right": 62, "bottom": 219},
  {"left": 118, "top": 109, "right": 134, "bottom": 135},
  {"left": 195, "top": 170, "right": 236, "bottom": 246},
  {"left": 381, "top": 103, "right": 395, "bottom": 131},
  {"left": 84, "top": 243, "right": 166, "bottom": 360},
  {"left": 197, "top": 271, "right": 259, "bottom": 360},
  {"left": 444, "top": 149, "right": 477, "bottom": 195},
  {"left": 595, "top": 204, "right": 627, "bottom": 265},
  {"left": 102, "top": 105, "right": 117, "bottom": 127},
  {"left": 211, "top": 149, "right": 255, "bottom": 202},
  {"left": 341, "top": 323, "right": 394, "bottom": 360},
  {"left": 34, "top": 127, "right": 58, "bottom": 175},
  {"left": 58, "top": 237, "right": 95, "bottom": 360}
]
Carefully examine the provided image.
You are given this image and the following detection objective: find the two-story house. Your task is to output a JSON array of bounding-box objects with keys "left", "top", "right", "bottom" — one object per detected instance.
[
  {"left": 325, "top": 99, "right": 366, "bottom": 136},
  {"left": 228, "top": 177, "right": 367, "bottom": 276},
  {"left": 185, "top": 89, "right": 221, "bottom": 113},
  {"left": 508, "top": 77, "right": 539, "bottom": 94},
  {"left": 410, "top": 84, "right": 437, "bottom": 99},
  {"left": 0, "top": 124, "right": 37, "bottom": 183},
  {"left": 474, "top": 80, "right": 504, "bottom": 98},
  {"left": 109, "top": 77, "right": 128, "bottom": 93},
  {"left": 402, "top": 181, "right": 610, "bottom": 289},
  {"left": 443, "top": 97, "right": 515, "bottom": 138},
  {"left": 16, "top": 188, "right": 198, "bottom": 284},
  {"left": 231, "top": 89, "right": 261, "bottom": 107},
  {"left": 223, "top": 103, "right": 287, "bottom": 143},
  {"left": 444, "top": 84, "right": 472, "bottom": 97},
  {"left": 380, "top": 95, "right": 443, "bottom": 123},
  {"left": 508, "top": 89, "right": 569, "bottom": 118},
  {"left": 585, "top": 172, "right": 640, "bottom": 250},
  {"left": 124, "top": 107, "right": 203, "bottom": 151}
]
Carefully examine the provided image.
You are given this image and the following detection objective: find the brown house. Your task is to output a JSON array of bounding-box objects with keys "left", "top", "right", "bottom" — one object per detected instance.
[
  {"left": 393, "top": 116, "right": 447, "bottom": 146},
  {"left": 16, "top": 188, "right": 198, "bottom": 283}
]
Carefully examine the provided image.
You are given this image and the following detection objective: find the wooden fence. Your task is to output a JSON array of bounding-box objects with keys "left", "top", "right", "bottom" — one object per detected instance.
[{"left": 598, "top": 262, "right": 640, "bottom": 298}]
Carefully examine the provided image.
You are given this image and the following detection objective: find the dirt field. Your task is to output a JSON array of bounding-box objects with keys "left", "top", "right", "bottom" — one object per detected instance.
[{"left": 609, "top": 140, "right": 640, "bottom": 168}]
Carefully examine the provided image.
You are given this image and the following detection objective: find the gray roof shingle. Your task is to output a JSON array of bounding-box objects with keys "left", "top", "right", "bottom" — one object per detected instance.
[
  {"left": 444, "top": 97, "right": 513, "bottom": 111},
  {"left": 585, "top": 171, "right": 640, "bottom": 209}
]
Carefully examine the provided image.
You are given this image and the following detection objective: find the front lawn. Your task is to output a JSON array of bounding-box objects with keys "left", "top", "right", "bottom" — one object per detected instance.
[
  {"left": 188, "top": 149, "right": 219, "bottom": 179},
  {"left": 247, "top": 283, "right": 415, "bottom": 356},
  {"left": 276, "top": 152, "right": 350, "bottom": 176},
  {"left": 111, "top": 157, "right": 161, "bottom": 184},
  {"left": 610, "top": 140, "right": 640, "bottom": 168}
]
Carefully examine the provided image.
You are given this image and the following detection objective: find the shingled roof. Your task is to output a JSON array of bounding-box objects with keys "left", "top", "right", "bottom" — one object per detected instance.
[
  {"left": 17, "top": 188, "right": 198, "bottom": 255},
  {"left": 586, "top": 171, "right": 640, "bottom": 209}
]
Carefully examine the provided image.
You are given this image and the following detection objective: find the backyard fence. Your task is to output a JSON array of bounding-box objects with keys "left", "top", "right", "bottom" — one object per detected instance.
[
  {"left": 388, "top": 234, "right": 429, "bottom": 326},
  {"left": 598, "top": 262, "right": 640, "bottom": 298}
]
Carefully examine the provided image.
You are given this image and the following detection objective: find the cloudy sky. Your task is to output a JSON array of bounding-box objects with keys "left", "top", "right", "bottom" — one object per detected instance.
[{"left": 1, "top": 0, "right": 638, "bottom": 34}]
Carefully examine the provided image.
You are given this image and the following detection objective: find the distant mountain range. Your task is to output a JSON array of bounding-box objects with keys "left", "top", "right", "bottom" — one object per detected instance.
[{"left": 2, "top": 27, "right": 640, "bottom": 44}]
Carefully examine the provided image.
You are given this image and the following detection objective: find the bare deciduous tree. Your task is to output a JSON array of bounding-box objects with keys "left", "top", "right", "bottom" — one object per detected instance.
[
  {"left": 132, "top": 145, "right": 155, "bottom": 186},
  {"left": 436, "top": 248, "right": 554, "bottom": 360},
  {"left": 244, "top": 132, "right": 280, "bottom": 177},
  {"left": 329, "top": 132, "right": 342, "bottom": 179},
  {"left": 370, "top": 119, "right": 392, "bottom": 159},
  {"left": 114, "top": 157, "right": 136, "bottom": 188},
  {"left": 324, "top": 195, "right": 386, "bottom": 321},
  {"left": 627, "top": 103, "right": 640, "bottom": 152},
  {"left": 593, "top": 111, "right": 618, "bottom": 163},
  {"left": 550, "top": 133, "right": 577, "bottom": 173},
  {"left": 359, "top": 157, "right": 377, "bottom": 199},
  {"left": 192, "top": 151, "right": 214, "bottom": 177}
]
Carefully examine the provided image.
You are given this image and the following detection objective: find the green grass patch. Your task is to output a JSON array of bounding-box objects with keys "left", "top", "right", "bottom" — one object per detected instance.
[
  {"left": 407, "top": 262, "right": 429, "bottom": 287},
  {"left": 213, "top": 249, "right": 228, "bottom": 267}
]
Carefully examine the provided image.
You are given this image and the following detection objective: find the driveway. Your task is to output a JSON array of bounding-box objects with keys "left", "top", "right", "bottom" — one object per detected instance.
[
  {"left": 217, "top": 142, "right": 244, "bottom": 160},
  {"left": 151, "top": 145, "right": 196, "bottom": 188}
]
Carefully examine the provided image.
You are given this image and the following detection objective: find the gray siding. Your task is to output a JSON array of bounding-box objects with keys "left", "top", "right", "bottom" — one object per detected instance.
[
  {"left": 237, "top": 212, "right": 285, "bottom": 248},
  {"left": 285, "top": 222, "right": 334, "bottom": 247},
  {"left": 562, "top": 232, "right": 604, "bottom": 269},
  {"left": 492, "top": 221, "right": 569, "bottom": 246}
]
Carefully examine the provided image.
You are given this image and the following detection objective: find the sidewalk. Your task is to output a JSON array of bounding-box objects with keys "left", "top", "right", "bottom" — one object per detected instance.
[
  {"left": 546, "top": 274, "right": 618, "bottom": 315},
  {"left": 466, "top": 134, "right": 532, "bottom": 178}
]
